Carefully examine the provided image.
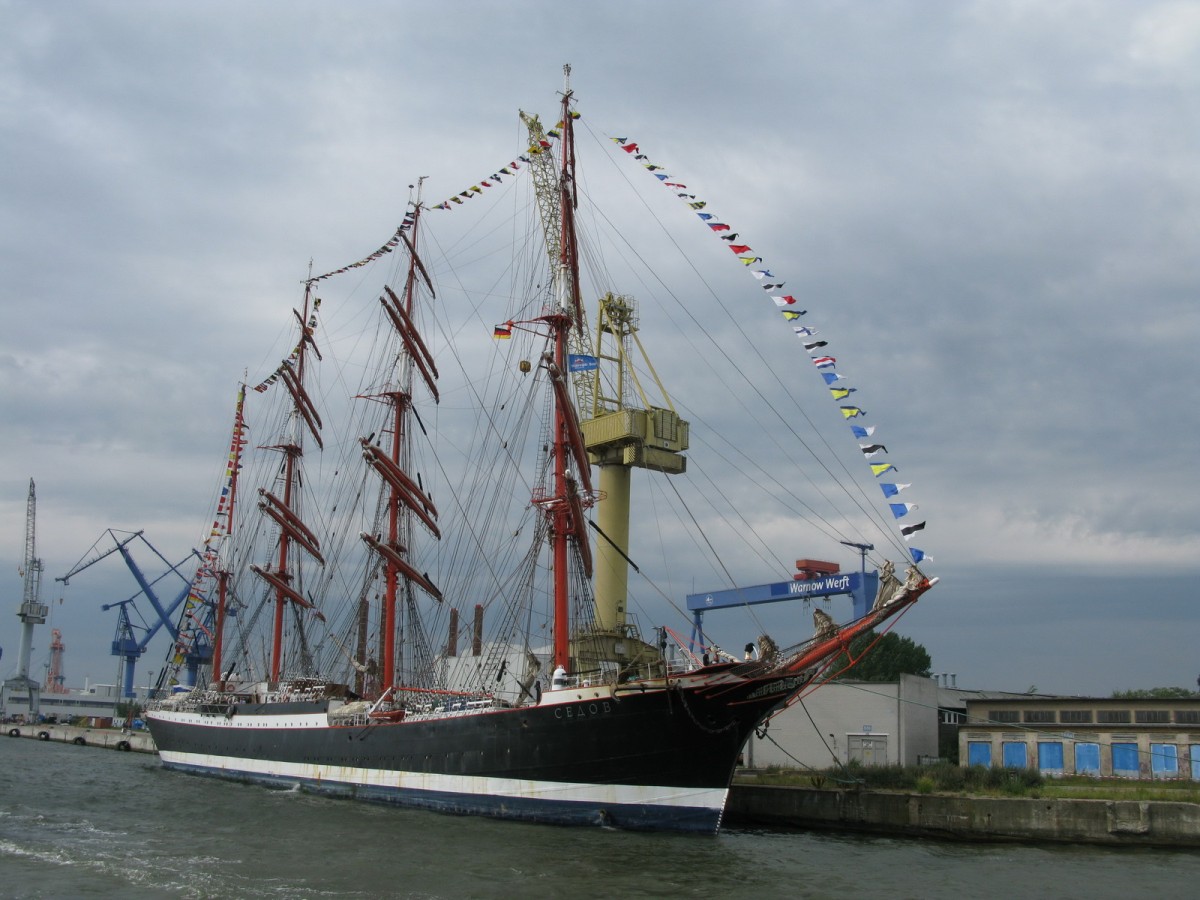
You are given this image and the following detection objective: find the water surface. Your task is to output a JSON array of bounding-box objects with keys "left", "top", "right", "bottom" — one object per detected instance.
[{"left": 1, "top": 737, "right": 1196, "bottom": 898}]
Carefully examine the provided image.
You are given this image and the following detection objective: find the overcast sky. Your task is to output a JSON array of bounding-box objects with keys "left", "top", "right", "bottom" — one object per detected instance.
[{"left": 2, "top": 1, "right": 1198, "bottom": 697}]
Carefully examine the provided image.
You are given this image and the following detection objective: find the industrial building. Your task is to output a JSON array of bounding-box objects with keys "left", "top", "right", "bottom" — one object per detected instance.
[
  {"left": 960, "top": 696, "right": 1200, "bottom": 779},
  {"left": 1, "top": 680, "right": 152, "bottom": 725},
  {"left": 745, "top": 673, "right": 940, "bottom": 768},
  {"left": 743, "top": 679, "right": 1200, "bottom": 783}
]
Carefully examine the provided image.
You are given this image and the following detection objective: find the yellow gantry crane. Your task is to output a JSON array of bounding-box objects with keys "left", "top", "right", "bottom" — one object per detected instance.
[{"left": 578, "top": 293, "right": 689, "bottom": 670}]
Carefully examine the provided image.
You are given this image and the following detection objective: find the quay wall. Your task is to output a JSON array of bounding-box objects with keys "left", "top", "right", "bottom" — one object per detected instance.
[
  {"left": 727, "top": 783, "right": 1200, "bottom": 847},
  {"left": 4, "top": 722, "right": 157, "bottom": 753}
]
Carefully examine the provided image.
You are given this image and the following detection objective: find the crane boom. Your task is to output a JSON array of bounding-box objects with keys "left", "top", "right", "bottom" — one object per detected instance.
[
  {"left": 519, "top": 82, "right": 596, "bottom": 417},
  {"left": 19, "top": 480, "right": 46, "bottom": 621},
  {"left": 56, "top": 529, "right": 143, "bottom": 585},
  {"left": 518, "top": 109, "right": 562, "bottom": 267}
]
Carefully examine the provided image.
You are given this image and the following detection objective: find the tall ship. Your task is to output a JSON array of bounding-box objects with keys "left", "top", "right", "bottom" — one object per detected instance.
[{"left": 147, "top": 69, "right": 937, "bottom": 833}]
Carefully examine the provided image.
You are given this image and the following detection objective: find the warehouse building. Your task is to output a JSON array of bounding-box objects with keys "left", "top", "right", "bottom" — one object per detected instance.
[{"left": 959, "top": 696, "right": 1200, "bottom": 778}]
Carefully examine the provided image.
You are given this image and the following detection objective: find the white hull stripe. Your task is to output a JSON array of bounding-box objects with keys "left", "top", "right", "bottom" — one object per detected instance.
[{"left": 159, "top": 748, "right": 727, "bottom": 813}]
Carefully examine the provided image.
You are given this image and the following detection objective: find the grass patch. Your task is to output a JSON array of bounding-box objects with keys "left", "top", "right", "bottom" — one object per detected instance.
[{"left": 1039, "top": 778, "right": 1200, "bottom": 804}]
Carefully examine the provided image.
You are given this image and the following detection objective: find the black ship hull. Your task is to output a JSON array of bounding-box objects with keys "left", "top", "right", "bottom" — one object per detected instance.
[{"left": 147, "top": 669, "right": 805, "bottom": 833}]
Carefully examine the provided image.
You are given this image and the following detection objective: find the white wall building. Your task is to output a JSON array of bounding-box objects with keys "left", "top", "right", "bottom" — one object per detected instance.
[
  {"left": 1, "top": 681, "right": 152, "bottom": 723},
  {"left": 744, "top": 673, "right": 939, "bottom": 769}
]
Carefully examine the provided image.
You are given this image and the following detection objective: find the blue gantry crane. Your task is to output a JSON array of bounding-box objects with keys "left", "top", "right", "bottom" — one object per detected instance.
[
  {"left": 56, "top": 530, "right": 205, "bottom": 698},
  {"left": 685, "top": 546, "right": 879, "bottom": 653}
]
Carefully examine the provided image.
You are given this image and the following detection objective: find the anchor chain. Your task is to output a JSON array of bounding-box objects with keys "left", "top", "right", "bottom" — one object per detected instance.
[{"left": 674, "top": 683, "right": 738, "bottom": 735}]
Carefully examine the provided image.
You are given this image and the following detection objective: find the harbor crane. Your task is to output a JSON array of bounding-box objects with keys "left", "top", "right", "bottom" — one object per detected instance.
[
  {"left": 686, "top": 556, "right": 883, "bottom": 655},
  {"left": 57, "top": 530, "right": 205, "bottom": 698},
  {"left": 2, "top": 479, "right": 49, "bottom": 718}
]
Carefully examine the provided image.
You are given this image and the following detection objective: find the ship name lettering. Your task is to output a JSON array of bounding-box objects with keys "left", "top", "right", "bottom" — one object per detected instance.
[
  {"left": 746, "top": 676, "right": 805, "bottom": 700},
  {"left": 554, "top": 701, "right": 612, "bottom": 720}
]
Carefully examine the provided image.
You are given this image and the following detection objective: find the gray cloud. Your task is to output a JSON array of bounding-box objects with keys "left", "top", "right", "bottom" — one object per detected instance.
[{"left": 2, "top": 2, "right": 1196, "bottom": 695}]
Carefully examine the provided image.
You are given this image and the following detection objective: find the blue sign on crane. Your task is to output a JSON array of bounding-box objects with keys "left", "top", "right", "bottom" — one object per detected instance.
[{"left": 685, "top": 567, "right": 878, "bottom": 653}]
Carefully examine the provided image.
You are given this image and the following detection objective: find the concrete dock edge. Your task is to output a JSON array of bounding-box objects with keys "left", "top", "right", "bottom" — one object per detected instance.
[
  {"left": 5, "top": 722, "right": 156, "bottom": 753},
  {"left": 727, "top": 783, "right": 1200, "bottom": 847}
]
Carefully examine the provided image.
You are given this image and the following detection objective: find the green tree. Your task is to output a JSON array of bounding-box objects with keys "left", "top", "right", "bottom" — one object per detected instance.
[
  {"left": 115, "top": 702, "right": 143, "bottom": 721},
  {"left": 833, "top": 630, "right": 932, "bottom": 682},
  {"left": 1111, "top": 687, "right": 1196, "bottom": 699}
]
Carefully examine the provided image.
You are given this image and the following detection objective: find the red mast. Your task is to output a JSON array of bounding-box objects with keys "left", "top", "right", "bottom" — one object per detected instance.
[
  {"left": 361, "top": 189, "right": 440, "bottom": 693},
  {"left": 547, "top": 75, "right": 589, "bottom": 671},
  {"left": 380, "top": 280, "right": 410, "bottom": 690},
  {"left": 380, "top": 387, "right": 403, "bottom": 690},
  {"left": 253, "top": 283, "right": 324, "bottom": 683},
  {"left": 272, "top": 299, "right": 303, "bottom": 681},
  {"left": 550, "top": 325, "right": 572, "bottom": 670}
]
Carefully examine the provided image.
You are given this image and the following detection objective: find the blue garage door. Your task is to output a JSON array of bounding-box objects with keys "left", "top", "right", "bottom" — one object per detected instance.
[
  {"left": 1038, "top": 742, "right": 1064, "bottom": 774},
  {"left": 1002, "top": 741, "right": 1028, "bottom": 768},
  {"left": 967, "top": 741, "right": 992, "bottom": 767},
  {"left": 1074, "top": 742, "right": 1100, "bottom": 775},
  {"left": 1111, "top": 742, "right": 1139, "bottom": 775},
  {"left": 1150, "top": 743, "right": 1178, "bottom": 777}
]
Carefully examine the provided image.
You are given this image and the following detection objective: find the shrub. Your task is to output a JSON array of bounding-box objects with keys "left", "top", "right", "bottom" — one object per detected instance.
[
  {"left": 961, "top": 765, "right": 991, "bottom": 792},
  {"left": 752, "top": 762, "right": 1048, "bottom": 796},
  {"left": 928, "top": 762, "right": 966, "bottom": 792}
]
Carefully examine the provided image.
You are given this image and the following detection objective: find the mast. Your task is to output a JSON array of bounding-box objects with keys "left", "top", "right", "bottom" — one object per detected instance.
[
  {"left": 273, "top": 294, "right": 304, "bottom": 680},
  {"left": 519, "top": 102, "right": 594, "bottom": 416},
  {"left": 519, "top": 70, "right": 686, "bottom": 676},
  {"left": 549, "top": 66, "right": 573, "bottom": 672},
  {"left": 253, "top": 281, "right": 324, "bottom": 682},
  {"left": 210, "top": 383, "right": 247, "bottom": 685},
  {"left": 544, "top": 65, "right": 590, "bottom": 671},
  {"left": 512, "top": 65, "right": 607, "bottom": 675},
  {"left": 361, "top": 181, "right": 442, "bottom": 693},
  {"left": 382, "top": 215, "right": 416, "bottom": 690},
  {"left": 520, "top": 70, "right": 689, "bottom": 678},
  {"left": 550, "top": 326, "right": 572, "bottom": 670}
]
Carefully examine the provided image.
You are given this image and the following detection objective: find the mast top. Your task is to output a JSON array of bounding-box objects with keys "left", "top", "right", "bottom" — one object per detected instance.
[{"left": 409, "top": 175, "right": 427, "bottom": 208}]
